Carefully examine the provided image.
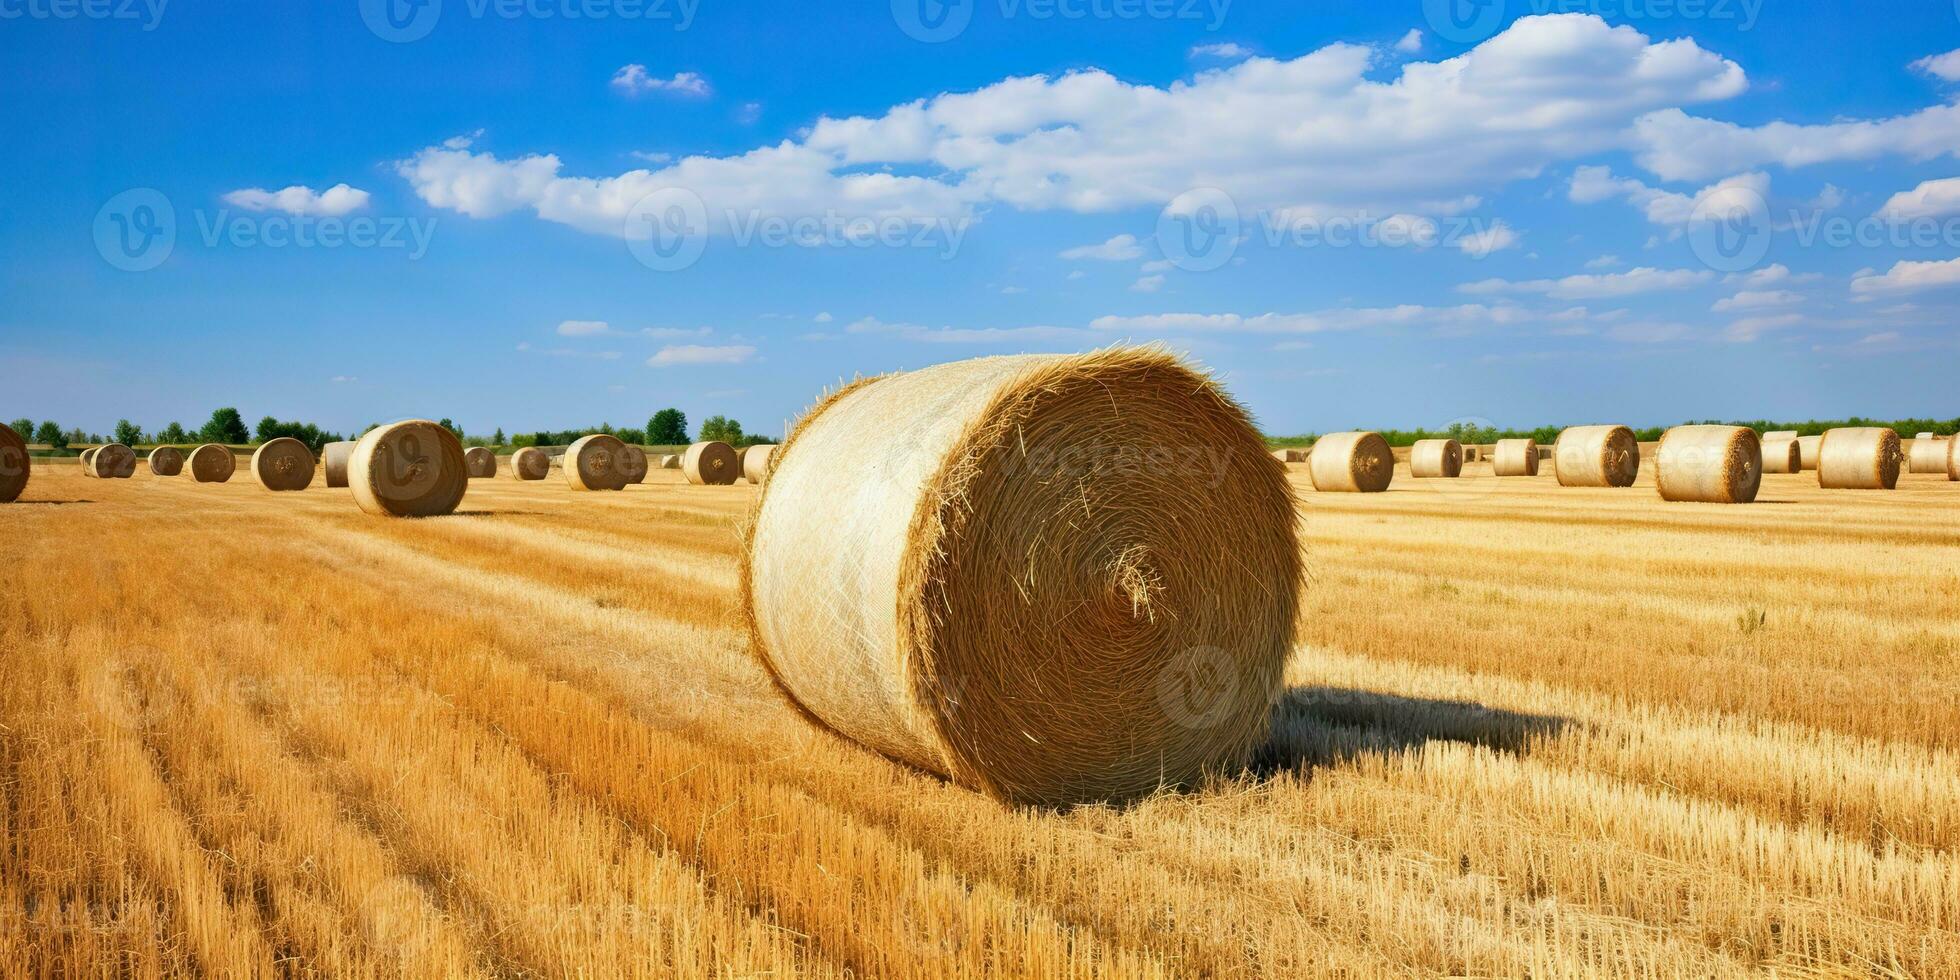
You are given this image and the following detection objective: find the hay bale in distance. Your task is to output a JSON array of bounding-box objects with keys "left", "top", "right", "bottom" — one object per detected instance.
[
  {"left": 148, "top": 446, "right": 185, "bottom": 476},
  {"left": 744, "top": 349, "right": 1300, "bottom": 805},
  {"left": 683, "top": 441, "right": 739, "bottom": 486},
  {"left": 1761, "top": 436, "right": 1801, "bottom": 474},
  {"left": 1656, "top": 425, "right": 1761, "bottom": 503},
  {"left": 743, "top": 444, "right": 778, "bottom": 484},
  {"left": 619, "top": 444, "right": 649, "bottom": 484},
  {"left": 251, "top": 437, "right": 316, "bottom": 492},
  {"left": 349, "top": 420, "right": 468, "bottom": 517},
  {"left": 79, "top": 447, "right": 98, "bottom": 477},
  {"left": 1907, "top": 437, "right": 1948, "bottom": 474},
  {"left": 1795, "top": 435, "right": 1822, "bottom": 471},
  {"left": 0, "top": 423, "right": 28, "bottom": 503},
  {"left": 1951, "top": 438, "right": 1960, "bottom": 481},
  {"left": 1818, "top": 427, "right": 1902, "bottom": 490},
  {"left": 463, "top": 446, "right": 498, "bottom": 479},
  {"left": 1492, "top": 438, "right": 1539, "bottom": 477},
  {"left": 1554, "top": 425, "right": 1639, "bottom": 488},
  {"left": 659, "top": 453, "right": 680, "bottom": 469},
  {"left": 1409, "top": 438, "right": 1463, "bottom": 479},
  {"left": 511, "top": 446, "right": 551, "bottom": 481},
  {"left": 1915, "top": 431, "right": 1935, "bottom": 440},
  {"left": 322, "top": 441, "right": 356, "bottom": 488},
  {"left": 1308, "top": 431, "right": 1394, "bottom": 492},
  {"left": 565, "top": 434, "right": 631, "bottom": 491},
  {"left": 91, "top": 444, "right": 137, "bottom": 479},
  {"left": 187, "top": 444, "right": 236, "bottom": 483}
]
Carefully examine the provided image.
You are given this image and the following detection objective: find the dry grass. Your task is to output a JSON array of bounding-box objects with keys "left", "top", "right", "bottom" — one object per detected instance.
[{"left": 3, "top": 462, "right": 1957, "bottom": 977}]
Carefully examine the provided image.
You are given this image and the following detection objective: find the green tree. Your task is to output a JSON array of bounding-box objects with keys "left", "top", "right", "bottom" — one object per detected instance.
[
  {"left": 697, "top": 415, "right": 742, "bottom": 444},
  {"left": 157, "top": 422, "right": 188, "bottom": 444},
  {"left": 201, "top": 407, "right": 249, "bottom": 444},
  {"left": 492, "top": 427, "right": 505, "bottom": 446},
  {"left": 8, "top": 419, "right": 30, "bottom": 439},
  {"left": 33, "top": 421, "right": 66, "bottom": 449},
  {"left": 438, "top": 418, "right": 464, "bottom": 441},
  {"left": 255, "top": 416, "right": 281, "bottom": 442},
  {"left": 114, "top": 419, "right": 144, "bottom": 446},
  {"left": 646, "top": 408, "right": 688, "bottom": 445}
]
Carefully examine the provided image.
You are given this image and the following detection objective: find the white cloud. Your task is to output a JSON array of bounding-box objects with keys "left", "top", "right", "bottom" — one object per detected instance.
[
  {"left": 641, "top": 326, "right": 713, "bottom": 338},
  {"left": 845, "top": 316, "right": 1092, "bottom": 344},
  {"left": 1189, "top": 42, "right": 1251, "bottom": 59},
  {"left": 1454, "top": 219, "right": 1518, "bottom": 257},
  {"left": 1569, "top": 166, "right": 1768, "bottom": 226},
  {"left": 647, "top": 344, "right": 754, "bottom": 366},
  {"left": 1090, "top": 304, "right": 1532, "bottom": 335},
  {"left": 1851, "top": 257, "right": 1960, "bottom": 296},
  {"left": 1459, "top": 266, "right": 1714, "bottom": 300},
  {"left": 1910, "top": 49, "right": 1960, "bottom": 82},
  {"left": 1585, "top": 254, "right": 1621, "bottom": 268},
  {"left": 1631, "top": 104, "right": 1960, "bottom": 183},
  {"left": 222, "top": 183, "right": 369, "bottom": 216},
  {"left": 737, "top": 101, "right": 762, "bottom": 124},
  {"left": 1130, "top": 275, "right": 1165, "bottom": 293},
  {"left": 1875, "top": 176, "right": 1960, "bottom": 220},
  {"left": 330, "top": 375, "right": 357, "bottom": 383},
  {"left": 814, "top": 311, "right": 833, "bottom": 323},
  {"left": 611, "top": 65, "right": 711, "bottom": 97},
  {"left": 557, "top": 319, "right": 609, "bottom": 336},
  {"left": 1066, "top": 269, "right": 1087, "bottom": 280},
  {"left": 1711, "top": 289, "right": 1801, "bottom": 312},
  {"left": 630, "top": 150, "right": 674, "bottom": 164},
  {"left": 1059, "top": 233, "right": 1144, "bottom": 260},
  {"left": 1807, "top": 183, "right": 1845, "bottom": 210},
  {"left": 1725, "top": 263, "right": 1812, "bottom": 288},
  {"left": 1723, "top": 313, "right": 1805, "bottom": 341},
  {"left": 1394, "top": 29, "right": 1422, "bottom": 54}
]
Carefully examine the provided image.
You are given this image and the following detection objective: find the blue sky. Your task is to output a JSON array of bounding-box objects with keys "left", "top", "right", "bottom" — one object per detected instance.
[{"left": 4, "top": 0, "right": 1959, "bottom": 439}]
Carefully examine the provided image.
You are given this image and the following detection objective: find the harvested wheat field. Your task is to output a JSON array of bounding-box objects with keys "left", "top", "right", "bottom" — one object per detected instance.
[{"left": 3, "top": 460, "right": 1957, "bottom": 978}]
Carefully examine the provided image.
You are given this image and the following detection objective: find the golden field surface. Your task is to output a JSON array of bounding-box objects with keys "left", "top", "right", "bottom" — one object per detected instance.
[{"left": 3, "top": 459, "right": 1957, "bottom": 978}]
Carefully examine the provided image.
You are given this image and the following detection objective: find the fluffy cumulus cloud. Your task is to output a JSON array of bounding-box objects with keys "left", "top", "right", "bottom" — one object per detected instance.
[
  {"left": 612, "top": 65, "right": 711, "bottom": 97},
  {"left": 1453, "top": 219, "right": 1518, "bottom": 257},
  {"left": 1569, "top": 166, "right": 1768, "bottom": 226},
  {"left": 1711, "top": 289, "right": 1802, "bottom": 312},
  {"left": 646, "top": 344, "right": 754, "bottom": 366},
  {"left": 1875, "top": 176, "right": 1960, "bottom": 220},
  {"left": 1059, "top": 234, "right": 1145, "bottom": 260},
  {"left": 222, "top": 183, "right": 369, "bottom": 216},
  {"left": 1189, "top": 42, "right": 1250, "bottom": 59},
  {"left": 1910, "top": 49, "right": 1960, "bottom": 82},
  {"left": 1630, "top": 104, "right": 1960, "bottom": 183},
  {"left": 1459, "top": 267, "right": 1714, "bottom": 300},
  {"left": 557, "top": 319, "right": 609, "bottom": 336},
  {"left": 1090, "top": 304, "right": 1538, "bottom": 334},
  {"left": 1851, "top": 257, "right": 1960, "bottom": 296}
]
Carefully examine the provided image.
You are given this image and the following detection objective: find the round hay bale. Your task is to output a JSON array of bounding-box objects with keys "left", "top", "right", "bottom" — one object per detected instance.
[
  {"left": 619, "top": 444, "right": 649, "bottom": 484},
  {"left": 1817, "top": 427, "right": 1902, "bottom": 490},
  {"left": 463, "top": 446, "right": 498, "bottom": 479},
  {"left": 1553, "top": 425, "right": 1639, "bottom": 488},
  {"left": 187, "top": 444, "right": 236, "bottom": 483},
  {"left": 1951, "top": 438, "right": 1960, "bottom": 481},
  {"left": 511, "top": 446, "right": 551, "bottom": 481},
  {"left": 1764, "top": 430, "right": 1798, "bottom": 440},
  {"left": 0, "top": 424, "right": 28, "bottom": 503},
  {"left": 683, "top": 441, "right": 739, "bottom": 486},
  {"left": 744, "top": 349, "right": 1300, "bottom": 805},
  {"left": 322, "top": 441, "right": 356, "bottom": 488},
  {"left": 1306, "top": 431, "right": 1393, "bottom": 493},
  {"left": 1794, "top": 435, "right": 1822, "bottom": 471},
  {"left": 251, "top": 438, "right": 316, "bottom": 492},
  {"left": 1915, "top": 431, "right": 1936, "bottom": 440},
  {"left": 743, "top": 444, "right": 778, "bottom": 484},
  {"left": 80, "top": 447, "right": 98, "bottom": 477},
  {"left": 1656, "top": 425, "right": 1761, "bottom": 503},
  {"left": 148, "top": 446, "right": 185, "bottom": 477},
  {"left": 348, "top": 420, "right": 468, "bottom": 517},
  {"left": 1907, "top": 436, "right": 1948, "bottom": 474},
  {"left": 91, "top": 444, "right": 137, "bottom": 479},
  {"left": 565, "top": 434, "right": 632, "bottom": 491},
  {"left": 1409, "top": 439, "right": 1463, "bottom": 479},
  {"left": 659, "top": 453, "right": 680, "bottom": 469},
  {"left": 1761, "top": 435, "right": 1801, "bottom": 474},
  {"left": 1492, "top": 438, "right": 1539, "bottom": 477}
]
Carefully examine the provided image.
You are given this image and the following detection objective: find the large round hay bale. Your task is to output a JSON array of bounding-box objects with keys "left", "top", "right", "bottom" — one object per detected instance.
[
  {"left": 322, "top": 441, "right": 356, "bottom": 488},
  {"left": 463, "top": 446, "right": 498, "bottom": 479},
  {"left": 1656, "top": 425, "right": 1761, "bottom": 503},
  {"left": 1306, "top": 432, "right": 1392, "bottom": 492},
  {"left": 251, "top": 437, "right": 316, "bottom": 492},
  {"left": 683, "top": 441, "right": 739, "bottom": 486},
  {"left": 1553, "top": 425, "right": 1638, "bottom": 488},
  {"left": 659, "top": 453, "right": 680, "bottom": 470},
  {"left": 148, "top": 446, "right": 185, "bottom": 476},
  {"left": 743, "top": 444, "right": 778, "bottom": 484},
  {"left": 1492, "top": 438, "right": 1539, "bottom": 477},
  {"left": 0, "top": 424, "right": 28, "bottom": 503},
  {"left": 744, "top": 349, "right": 1301, "bottom": 805},
  {"left": 90, "top": 444, "right": 137, "bottom": 479},
  {"left": 511, "top": 446, "right": 551, "bottom": 481},
  {"left": 1761, "top": 435, "right": 1800, "bottom": 474},
  {"left": 1907, "top": 436, "right": 1948, "bottom": 474},
  {"left": 1951, "top": 438, "right": 1960, "bottom": 481},
  {"left": 1408, "top": 439, "right": 1462, "bottom": 479},
  {"left": 348, "top": 420, "right": 468, "bottom": 517},
  {"left": 80, "top": 447, "right": 98, "bottom": 477},
  {"left": 187, "top": 444, "right": 236, "bottom": 483},
  {"left": 1795, "top": 435, "right": 1822, "bottom": 471},
  {"left": 619, "top": 444, "right": 649, "bottom": 484},
  {"left": 565, "top": 434, "right": 632, "bottom": 491},
  {"left": 1817, "top": 427, "right": 1902, "bottom": 490}
]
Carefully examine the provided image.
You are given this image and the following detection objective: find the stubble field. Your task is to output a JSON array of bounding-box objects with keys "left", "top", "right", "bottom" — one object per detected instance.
[{"left": 2, "top": 460, "right": 1956, "bottom": 977}]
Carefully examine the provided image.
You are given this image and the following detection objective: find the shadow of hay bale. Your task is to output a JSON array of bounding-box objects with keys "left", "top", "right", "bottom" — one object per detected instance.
[{"left": 1253, "top": 686, "right": 1570, "bottom": 775}]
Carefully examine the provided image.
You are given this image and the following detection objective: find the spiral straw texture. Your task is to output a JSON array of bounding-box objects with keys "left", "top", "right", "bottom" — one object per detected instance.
[
  {"left": 463, "top": 446, "right": 499, "bottom": 479},
  {"left": 251, "top": 438, "right": 316, "bottom": 492},
  {"left": 322, "top": 441, "right": 356, "bottom": 488},
  {"left": 1409, "top": 439, "right": 1462, "bottom": 479},
  {"left": 348, "top": 421, "right": 468, "bottom": 517},
  {"left": 511, "top": 446, "right": 551, "bottom": 481},
  {"left": 743, "top": 348, "right": 1301, "bottom": 806},
  {"left": 0, "top": 424, "right": 28, "bottom": 503},
  {"left": 1554, "top": 425, "right": 1639, "bottom": 487},
  {"left": 1493, "top": 439, "right": 1539, "bottom": 477},
  {"left": 565, "top": 435, "right": 632, "bottom": 492},
  {"left": 187, "top": 445, "right": 236, "bottom": 484},
  {"left": 1307, "top": 431, "right": 1394, "bottom": 492},
  {"left": 1818, "top": 427, "right": 1902, "bottom": 490},
  {"left": 1656, "top": 425, "right": 1761, "bottom": 503},
  {"left": 683, "top": 441, "right": 739, "bottom": 486},
  {"left": 147, "top": 446, "right": 184, "bottom": 477}
]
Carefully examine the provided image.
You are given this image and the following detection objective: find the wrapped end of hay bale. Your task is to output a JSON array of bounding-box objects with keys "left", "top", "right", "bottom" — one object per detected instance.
[
  {"left": 743, "top": 444, "right": 777, "bottom": 484},
  {"left": 683, "top": 441, "right": 739, "bottom": 486},
  {"left": 1795, "top": 435, "right": 1822, "bottom": 471},
  {"left": 0, "top": 424, "right": 28, "bottom": 503},
  {"left": 148, "top": 446, "right": 185, "bottom": 477},
  {"left": 1817, "top": 427, "right": 1902, "bottom": 490},
  {"left": 1656, "top": 425, "right": 1761, "bottom": 503},
  {"left": 1760, "top": 434, "right": 1801, "bottom": 474},
  {"left": 251, "top": 437, "right": 317, "bottom": 492},
  {"left": 1308, "top": 431, "right": 1394, "bottom": 492},
  {"left": 1553, "top": 425, "right": 1639, "bottom": 488},
  {"left": 511, "top": 446, "right": 551, "bottom": 481},
  {"left": 744, "top": 348, "right": 1302, "bottom": 806},
  {"left": 348, "top": 421, "right": 468, "bottom": 517},
  {"left": 1492, "top": 438, "right": 1539, "bottom": 477},
  {"left": 322, "top": 441, "right": 356, "bottom": 488},
  {"left": 187, "top": 444, "right": 236, "bottom": 483},
  {"left": 1409, "top": 439, "right": 1463, "bottom": 479},
  {"left": 1907, "top": 436, "right": 1948, "bottom": 474},
  {"left": 90, "top": 444, "right": 138, "bottom": 479},
  {"left": 565, "top": 434, "right": 632, "bottom": 491},
  {"left": 463, "top": 446, "right": 499, "bottom": 479}
]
